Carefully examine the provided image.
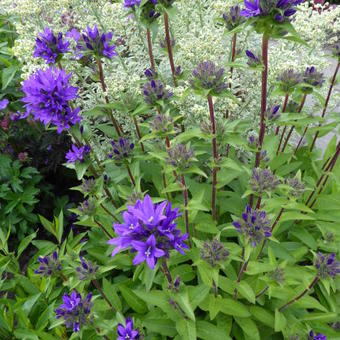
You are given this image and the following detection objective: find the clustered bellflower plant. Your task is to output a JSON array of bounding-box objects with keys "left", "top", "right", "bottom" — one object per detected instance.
[{"left": 2, "top": 0, "right": 340, "bottom": 338}]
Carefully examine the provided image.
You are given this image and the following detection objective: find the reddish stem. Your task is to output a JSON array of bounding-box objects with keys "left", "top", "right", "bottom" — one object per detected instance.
[
  {"left": 276, "top": 93, "right": 289, "bottom": 135},
  {"left": 208, "top": 95, "right": 218, "bottom": 221},
  {"left": 97, "top": 59, "right": 122, "bottom": 137},
  {"left": 255, "top": 34, "right": 269, "bottom": 168},
  {"left": 255, "top": 196, "right": 262, "bottom": 209},
  {"left": 146, "top": 28, "right": 155, "bottom": 71},
  {"left": 279, "top": 276, "right": 319, "bottom": 311},
  {"left": 133, "top": 116, "right": 145, "bottom": 153},
  {"left": 164, "top": 11, "right": 177, "bottom": 87},
  {"left": 125, "top": 164, "right": 136, "bottom": 187},
  {"left": 310, "top": 61, "right": 340, "bottom": 152},
  {"left": 229, "top": 33, "right": 237, "bottom": 89},
  {"left": 181, "top": 174, "right": 192, "bottom": 247},
  {"left": 281, "top": 93, "right": 307, "bottom": 153}
]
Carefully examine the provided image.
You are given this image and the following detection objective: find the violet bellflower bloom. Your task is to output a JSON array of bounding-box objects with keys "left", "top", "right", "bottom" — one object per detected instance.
[
  {"left": 191, "top": 61, "right": 227, "bottom": 94},
  {"left": 124, "top": 0, "right": 141, "bottom": 8},
  {"left": 276, "top": 68, "right": 302, "bottom": 93},
  {"left": 55, "top": 290, "right": 93, "bottom": 332},
  {"left": 246, "top": 50, "right": 261, "bottom": 67},
  {"left": 109, "top": 138, "right": 134, "bottom": 161},
  {"left": 76, "top": 256, "right": 99, "bottom": 281},
  {"left": 143, "top": 79, "right": 173, "bottom": 106},
  {"left": 303, "top": 66, "right": 325, "bottom": 89},
  {"left": 117, "top": 317, "right": 140, "bottom": 340},
  {"left": 200, "top": 238, "right": 229, "bottom": 268},
  {"left": 33, "top": 27, "right": 70, "bottom": 64},
  {"left": 0, "top": 99, "right": 9, "bottom": 110},
  {"left": 250, "top": 167, "right": 281, "bottom": 194},
  {"left": 108, "top": 194, "right": 188, "bottom": 269},
  {"left": 308, "top": 330, "right": 327, "bottom": 340},
  {"left": 149, "top": 113, "right": 173, "bottom": 133},
  {"left": 72, "top": 25, "right": 117, "bottom": 59},
  {"left": 10, "top": 111, "right": 29, "bottom": 121},
  {"left": 284, "top": 176, "right": 305, "bottom": 197},
  {"left": 232, "top": 204, "right": 272, "bottom": 247},
  {"left": 22, "top": 67, "right": 81, "bottom": 133},
  {"left": 315, "top": 252, "right": 340, "bottom": 280},
  {"left": 240, "top": 0, "right": 261, "bottom": 17},
  {"left": 34, "top": 251, "right": 61, "bottom": 276},
  {"left": 166, "top": 144, "right": 195, "bottom": 170},
  {"left": 66, "top": 144, "right": 91, "bottom": 163},
  {"left": 265, "top": 104, "right": 280, "bottom": 120},
  {"left": 223, "top": 5, "right": 245, "bottom": 30}
]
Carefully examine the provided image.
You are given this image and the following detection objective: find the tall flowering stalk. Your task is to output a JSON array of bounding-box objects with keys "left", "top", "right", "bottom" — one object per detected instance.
[
  {"left": 191, "top": 61, "right": 228, "bottom": 220},
  {"left": 163, "top": 11, "right": 177, "bottom": 87},
  {"left": 309, "top": 61, "right": 340, "bottom": 152}
]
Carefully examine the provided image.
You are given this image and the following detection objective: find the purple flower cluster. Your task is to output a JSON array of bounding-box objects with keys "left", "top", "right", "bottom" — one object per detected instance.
[
  {"left": 124, "top": 0, "right": 141, "bottom": 8},
  {"left": 55, "top": 290, "right": 93, "bottom": 332},
  {"left": 331, "top": 40, "right": 340, "bottom": 59},
  {"left": 22, "top": 67, "right": 81, "bottom": 133},
  {"left": 200, "top": 238, "right": 229, "bottom": 267},
  {"left": 118, "top": 317, "right": 140, "bottom": 340},
  {"left": 265, "top": 105, "right": 280, "bottom": 120},
  {"left": 70, "top": 25, "right": 116, "bottom": 59},
  {"left": 66, "top": 144, "right": 91, "bottom": 163},
  {"left": 76, "top": 256, "right": 99, "bottom": 281},
  {"left": 240, "top": 0, "right": 303, "bottom": 23},
  {"left": 284, "top": 176, "right": 305, "bottom": 197},
  {"left": 108, "top": 195, "right": 188, "bottom": 269},
  {"left": 303, "top": 66, "right": 325, "bottom": 89},
  {"left": 250, "top": 167, "right": 281, "bottom": 194},
  {"left": 223, "top": 5, "right": 245, "bottom": 30},
  {"left": 149, "top": 113, "right": 173, "bottom": 133},
  {"left": 308, "top": 330, "right": 327, "bottom": 340},
  {"left": 315, "top": 252, "right": 340, "bottom": 280},
  {"left": 166, "top": 144, "right": 195, "bottom": 170},
  {"left": 233, "top": 205, "right": 272, "bottom": 247},
  {"left": 34, "top": 251, "right": 61, "bottom": 276},
  {"left": 143, "top": 79, "right": 173, "bottom": 106},
  {"left": 10, "top": 111, "right": 29, "bottom": 121},
  {"left": 109, "top": 138, "right": 134, "bottom": 161},
  {"left": 33, "top": 27, "right": 70, "bottom": 64},
  {"left": 0, "top": 99, "right": 9, "bottom": 110},
  {"left": 246, "top": 50, "right": 261, "bottom": 67},
  {"left": 191, "top": 61, "right": 227, "bottom": 94},
  {"left": 276, "top": 69, "right": 302, "bottom": 93}
]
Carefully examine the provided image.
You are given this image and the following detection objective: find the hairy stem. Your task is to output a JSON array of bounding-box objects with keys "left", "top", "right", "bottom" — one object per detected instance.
[
  {"left": 229, "top": 33, "right": 237, "bottom": 90},
  {"left": 234, "top": 259, "right": 249, "bottom": 299},
  {"left": 275, "top": 93, "right": 289, "bottom": 135},
  {"left": 279, "top": 276, "right": 319, "bottom": 312},
  {"left": 133, "top": 116, "right": 145, "bottom": 153},
  {"left": 146, "top": 27, "right": 155, "bottom": 71},
  {"left": 181, "top": 173, "right": 192, "bottom": 248},
  {"left": 207, "top": 95, "right": 218, "bottom": 221},
  {"left": 255, "top": 34, "right": 269, "bottom": 168},
  {"left": 125, "top": 164, "right": 136, "bottom": 187},
  {"left": 280, "top": 93, "right": 307, "bottom": 153},
  {"left": 310, "top": 61, "right": 340, "bottom": 152},
  {"left": 92, "top": 279, "right": 115, "bottom": 311},
  {"left": 97, "top": 59, "right": 122, "bottom": 136},
  {"left": 94, "top": 218, "right": 113, "bottom": 239},
  {"left": 162, "top": 260, "right": 172, "bottom": 286},
  {"left": 163, "top": 11, "right": 177, "bottom": 87}
]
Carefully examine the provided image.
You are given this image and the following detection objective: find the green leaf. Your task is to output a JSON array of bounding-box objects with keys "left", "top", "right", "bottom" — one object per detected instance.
[
  {"left": 35, "top": 303, "right": 55, "bottom": 331},
  {"left": 103, "top": 278, "right": 122, "bottom": 311},
  {"left": 238, "top": 281, "right": 256, "bottom": 304},
  {"left": 301, "top": 312, "right": 338, "bottom": 322},
  {"left": 17, "top": 231, "right": 37, "bottom": 258},
  {"left": 39, "top": 215, "right": 56, "bottom": 239},
  {"left": 274, "top": 309, "right": 286, "bottom": 332},
  {"left": 176, "top": 319, "right": 197, "bottom": 340},
  {"left": 119, "top": 285, "right": 148, "bottom": 314},
  {"left": 249, "top": 306, "right": 274, "bottom": 328},
  {"left": 2, "top": 66, "right": 17, "bottom": 90},
  {"left": 174, "top": 289, "right": 195, "bottom": 321},
  {"left": 234, "top": 317, "right": 260, "bottom": 340},
  {"left": 196, "top": 321, "right": 231, "bottom": 340},
  {"left": 56, "top": 210, "right": 63, "bottom": 244},
  {"left": 22, "top": 293, "right": 41, "bottom": 314},
  {"left": 143, "top": 319, "right": 177, "bottom": 337}
]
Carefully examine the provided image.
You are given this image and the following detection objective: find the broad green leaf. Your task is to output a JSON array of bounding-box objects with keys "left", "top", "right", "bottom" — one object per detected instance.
[
  {"left": 196, "top": 320, "right": 231, "bottom": 340},
  {"left": 119, "top": 286, "right": 147, "bottom": 313},
  {"left": 17, "top": 231, "right": 37, "bottom": 258},
  {"left": 176, "top": 319, "right": 196, "bottom": 340}
]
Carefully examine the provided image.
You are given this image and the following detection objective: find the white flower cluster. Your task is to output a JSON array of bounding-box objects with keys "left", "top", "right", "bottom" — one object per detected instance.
[{"left": 3, "top": 0, "right": 339, "bottom": 143}]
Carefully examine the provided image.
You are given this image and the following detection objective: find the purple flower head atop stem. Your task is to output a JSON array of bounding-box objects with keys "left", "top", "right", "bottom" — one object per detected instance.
[
  {"left": 232, "top": 205, "right": 271, "bottom": 247},
  {"left": 191, "top": 61, "right": 227, "bottom": 95},
  {"left": 223, "top": 5, "right": 246, "bottom": 30},
  {"left": 250, "top": 167, "right": 281, "bottom": 194},
  {"left": 55, "top": 290, "right": 93, "bottom": 333},
  {"left": 109, "top": 138, "right": 134, "bottom": 161},
  {"left": 10, "top": 111, "right": 29, "bottom": 121},
  {"left": 265, "top": 104, "right": 280, "bottom": 120},
  {"left": 302, "top": 66, "right": 325, "bottom": 90},
  {"left": 308, "top": 330, "right": 327, "bottom": 340},
  {"left": 71, "top": 25, "right": 117, "bottom": 59},
  {"left": 33, "top": 27, "right": 70, "bottom": 64},
  {"left": 140, "top": 1, "right": 161, "bottom": 23},
  {"left": 160, "top": 36, "right": 175, "bottom": 49},
  {"left": 276, "top": 69, "right": 302, "bottom": 93},
  {"left": 315, "top": 252, "right": 340, "bottom": 280},
  {"left": 117, "top": 317, "right": 140, "bottom": 340},
  {"left": 22, "top": 67, "right": 81, "bottom": 133},
  {"left": 149, "top": 113, "right": 173, "bottom": 133},
  {"left": 240, "top": 0, "right": 302, "bottom": 22},
  {"left": 76, "top": 256, "right": 99, "bottom": 281},
  {"left": 0, "top": 99, "right": 9, "bottom": 110},
  {"left": 284, "top": 176, "right": 305, "bottom": 197},
  {"left": 78, "top": 199, "right": 96, "bottom": 216},
  {"left": 66, "top": 144, "right": 91, "bottom": 163},
  {"left": 166, "top": 143, "right": 195, "bottom": 170},
  {"left": 246, "top": 50, "right": 261, "bottom": 67},
  {"left": 143, "top": 79, "right": 173, "bottom": 106},
  {"left": 124, "top": 0, "right": 141, "bottom": 8},
  {"left": 201, "top": 238, "right": 229, "bottom": 267},
  {"left": 34, "top": 251, "right": 61, "bottom": 276},
  {"left": 108, "top": 194, "right": 188, "bottom": 269}
]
